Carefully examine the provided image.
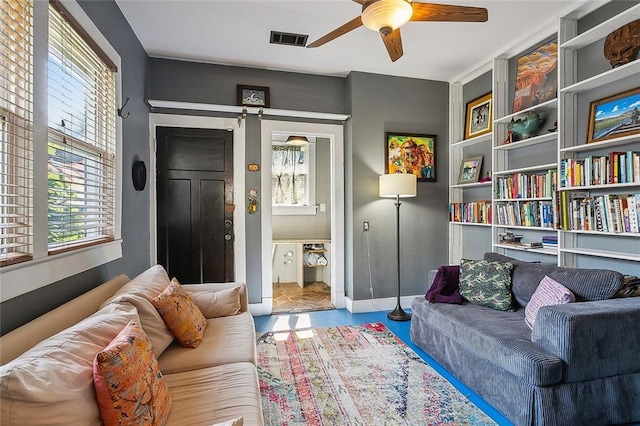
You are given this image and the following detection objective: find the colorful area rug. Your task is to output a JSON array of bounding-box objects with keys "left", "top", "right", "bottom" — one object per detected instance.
[{"left": 257, "top": 322, "right": 496, "bottom": 425}]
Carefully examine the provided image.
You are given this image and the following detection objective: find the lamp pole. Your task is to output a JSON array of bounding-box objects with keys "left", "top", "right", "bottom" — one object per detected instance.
[{"left": 388, "top": 193, "right": 410, "bottom": 321}]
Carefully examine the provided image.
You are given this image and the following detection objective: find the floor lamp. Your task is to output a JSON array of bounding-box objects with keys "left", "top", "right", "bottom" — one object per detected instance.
[{"left": 379, "top": 173, "right": 417, "bottom": 321}]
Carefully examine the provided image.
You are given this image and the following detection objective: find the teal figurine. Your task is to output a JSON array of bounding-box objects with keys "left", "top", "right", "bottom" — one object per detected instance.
[{"left": 507, "top": 111, "right": 545, "bottom": 139}]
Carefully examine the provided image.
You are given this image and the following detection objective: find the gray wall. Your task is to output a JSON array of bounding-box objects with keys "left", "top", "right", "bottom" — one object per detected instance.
[
  {"left": 148, "top": 59, "right": 347, "bottom": 304},
  {"left": 346, "top": 72, "right": 450, "bottom": 301},
  {"left": 149, "top": 60, "right": 451, "bottom": 304},
  {"left": 147, "top": 58, "right": 347, "bottom": 114},
  {"left": 1, "top": 0, "right": 150, "bottom": 334}
]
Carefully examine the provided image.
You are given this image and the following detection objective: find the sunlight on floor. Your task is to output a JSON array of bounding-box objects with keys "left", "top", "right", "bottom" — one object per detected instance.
[{"left": 272, "top": 313, "right": 312, "bottom": 332}]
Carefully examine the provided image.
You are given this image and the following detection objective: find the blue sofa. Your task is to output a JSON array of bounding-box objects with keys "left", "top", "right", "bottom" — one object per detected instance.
[{"left": 410, "top": 252, "right": 640, "bottom": 425}]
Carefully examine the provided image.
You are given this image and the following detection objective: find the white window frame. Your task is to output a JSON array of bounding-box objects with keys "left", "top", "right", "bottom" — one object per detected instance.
[
  {"left": 271, "top": 134, "right": 317, "bottom": 216},
  {"left": 0, "top": 0, "right": 122, "bottom": 303}
]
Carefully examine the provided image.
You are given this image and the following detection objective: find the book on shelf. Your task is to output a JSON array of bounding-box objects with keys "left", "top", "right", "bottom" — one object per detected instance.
[
  {"left": 566, "top": 192, "right": 640, "bottom": 233},
  {"left": 560, "top": 151, "right": 639, "bottom": 187},
  {"left": 495, "top": 170, "right": 556, "bottom": 199},
  {"left": 541, "top": 235, "right": 557, "bottom": 246},
  {"left": 518, "top": 242, "right": 543, "bottom": 248},
  {"left": 449, "top": 200, "right": 492, "bottom": 224},
  {"left": 627, "top": 194, "right": 639, "bottom": 233},
  {"left": 495, "top": 199, "right": 555, "bottom": 228}
]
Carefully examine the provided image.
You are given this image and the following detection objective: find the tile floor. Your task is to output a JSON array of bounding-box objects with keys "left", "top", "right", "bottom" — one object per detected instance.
[
  {"left": 271, "top": 281, "right": 333, "bottom": 314},
  {"left": 254, "top": 308, "right": 511, "bottom": 426}
]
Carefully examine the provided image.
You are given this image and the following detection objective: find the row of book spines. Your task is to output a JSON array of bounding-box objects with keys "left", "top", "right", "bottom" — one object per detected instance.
[
  {"left": 560, "top": 151, "right": 640, "bottom": 188},
  {"left": 495, "top": 200, "right": 556, "bottom": 228},
  {"left": 449, "top": 201, "right": 492, "bottom": 224},
  {"left": 494, "top": 170, "right": 556, "bottom": 199},
  {"left": 560, "top": 192, "right": 640, "bottom": 233}
]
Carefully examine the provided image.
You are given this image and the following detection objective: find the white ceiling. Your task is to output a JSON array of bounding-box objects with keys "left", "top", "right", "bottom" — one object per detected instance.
[{"left": 115, "top": 0, "right": 589, "bottom": 82}]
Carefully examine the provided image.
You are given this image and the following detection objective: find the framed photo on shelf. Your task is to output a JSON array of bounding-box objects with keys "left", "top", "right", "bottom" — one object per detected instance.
[
  {"left": 464, "top": 93, "right": 492, "bottom": 139},
  {"left": 457, "top": 156, "right": 483, "bottom": 184},
  {"left": 513, "top": 39, "right": 558, "bottom": 113},
  {"left": 385, "top": 132, "right": 436, "bottom": 182},
  {"left": 587, "top": 86, "right": 640, "bottom": 143},
  {"left": 237, "top": 85, "right": 270, "bottom": 108}
]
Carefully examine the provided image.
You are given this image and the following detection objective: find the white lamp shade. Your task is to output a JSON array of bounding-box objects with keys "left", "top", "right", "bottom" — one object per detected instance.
[
  {"left": 361, "top": 0, "right": 413, "bottom": 32},
  {"left": 379, "top": 173, "right": 417, "bottom": 198}
]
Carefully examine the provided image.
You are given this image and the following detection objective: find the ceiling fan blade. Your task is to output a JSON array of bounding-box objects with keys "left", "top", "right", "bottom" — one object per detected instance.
[
  {"left": 380, "top": 28, "right": 403, "bottom": 62},
  {"left": 411, "top": 2, "right": 488, "bottom": 22},
  {"left": 351, "top": 0, "right": 365, "bottom": 4},
  {"left": 307, "top": 16, "right": 363, "bottom": 48}
]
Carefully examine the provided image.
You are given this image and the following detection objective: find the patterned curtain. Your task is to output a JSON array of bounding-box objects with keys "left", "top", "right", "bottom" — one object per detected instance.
[{"left": 272, "top": 145, "right": 305, "bottom": 205}]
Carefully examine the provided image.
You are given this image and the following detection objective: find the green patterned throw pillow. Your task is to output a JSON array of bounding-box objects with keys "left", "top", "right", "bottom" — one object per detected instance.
[{"left": 459, "top": 259, "right": 514, "bottom": 311}]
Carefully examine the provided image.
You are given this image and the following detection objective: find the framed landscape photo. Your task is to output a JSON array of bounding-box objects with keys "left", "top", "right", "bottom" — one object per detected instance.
[
  {"left": 464, "top": 93, "right": 492, "bottom": 139},
  {"left": 587, "top": 86, "right": 640, "bottom": 143},
  {"left": 237, "top": 85, "right": 270, "bottom": 108},
  {"left": 457, "top": 156, "right": 483, "bottom": 184},
  {"left": 385, "top": 132, "right": 436, "bottom": 182},
  {"left": 513, "top": 39, "right": 558, "bottom": 113}
]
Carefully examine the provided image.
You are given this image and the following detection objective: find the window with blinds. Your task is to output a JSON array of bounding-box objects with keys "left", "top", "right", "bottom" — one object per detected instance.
[
  {"left": 47, "top": 2, "right": 116, "bottom": 253},
  {"left": 0, "top": 0, "right": 34, "bottom": 267}
]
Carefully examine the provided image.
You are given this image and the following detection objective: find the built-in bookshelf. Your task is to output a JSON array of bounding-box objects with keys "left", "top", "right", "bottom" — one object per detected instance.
[
  {"left": 448, "top": 85, "right": 493, "bottom": 261},
  {"left": 556, "top": 2, "right": 640, "bottom": 274},
  {"left": 449, "top": 1, "right": 640, "bottom": 274}
]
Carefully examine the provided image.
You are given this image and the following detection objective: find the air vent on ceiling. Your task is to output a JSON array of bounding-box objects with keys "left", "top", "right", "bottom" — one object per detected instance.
[{"left": 270, "top": 31, "right": 308, "bottom": 47}]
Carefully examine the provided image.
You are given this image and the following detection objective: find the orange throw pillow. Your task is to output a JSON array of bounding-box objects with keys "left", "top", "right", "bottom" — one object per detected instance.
[
  {"left": 152, "top": 278, "right": 208, "bottom": 348},
  {"left": 93, "top": 320, "right": 172, "bottom": 426}
]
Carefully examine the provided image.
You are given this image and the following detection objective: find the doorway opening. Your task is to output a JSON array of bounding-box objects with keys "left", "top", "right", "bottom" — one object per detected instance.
[
  {"left": 260, "top": 121, "right": 345, "bottom": 315},
  {"left": 271, "top": 242, "right": 333, "bottom": 314}
]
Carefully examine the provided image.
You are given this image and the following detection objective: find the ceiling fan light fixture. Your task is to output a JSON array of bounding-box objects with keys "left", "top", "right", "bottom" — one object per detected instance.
[{"left": 361, "top": 0, "right": 413, "bottom": 33}]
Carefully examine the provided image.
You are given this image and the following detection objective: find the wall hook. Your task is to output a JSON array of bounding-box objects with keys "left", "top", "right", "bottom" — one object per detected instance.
[
  {"left": 118, "top": 97, "right": 131, "bottom": 119},
  {"left": 258, "top": 107, "right": 263, "bottom": 120},
  {"left": 237, "top": 107, "right": 247, "bottom": 126}
]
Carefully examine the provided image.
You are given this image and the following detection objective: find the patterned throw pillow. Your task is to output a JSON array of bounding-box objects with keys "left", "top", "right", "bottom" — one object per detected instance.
[
  {"left": 152, "top": 278, "right": 208, "bottom": 348},
  {"left": 93, "top": 320, "right": 172, "bottom": 426},
  {"left": 459, "top": 259, "right": 514, "bottom": 311},
  {"left": 525, "top": 275, "right": 575, "bottom": 329}
]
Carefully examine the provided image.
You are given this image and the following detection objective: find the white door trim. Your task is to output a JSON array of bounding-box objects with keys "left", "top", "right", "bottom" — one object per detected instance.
[
  {"left": 148, "top": 113, "right": 247, "bottom": 284},
  {"left": 260, "top": 120, "right": 345, "bottom": 315}
]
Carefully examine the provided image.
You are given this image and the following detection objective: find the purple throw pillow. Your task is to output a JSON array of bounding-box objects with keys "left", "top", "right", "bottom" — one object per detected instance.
[{"left": 525, "top": 275, "right": 575, "bottom": 329}]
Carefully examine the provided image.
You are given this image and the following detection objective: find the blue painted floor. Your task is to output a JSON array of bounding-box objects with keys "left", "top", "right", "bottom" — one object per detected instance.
[{"left": 255, "top": 308, "right": 512, "bottom": 425}]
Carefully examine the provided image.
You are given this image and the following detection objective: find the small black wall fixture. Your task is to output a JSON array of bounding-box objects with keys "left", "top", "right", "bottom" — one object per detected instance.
[{"left": 132, "top": 160, "right": 146, "bottom": 191}]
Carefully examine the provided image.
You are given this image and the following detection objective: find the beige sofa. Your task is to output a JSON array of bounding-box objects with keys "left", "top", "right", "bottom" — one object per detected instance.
[{"left": 0, "top": 265, "right": 264, "bottom": 425}]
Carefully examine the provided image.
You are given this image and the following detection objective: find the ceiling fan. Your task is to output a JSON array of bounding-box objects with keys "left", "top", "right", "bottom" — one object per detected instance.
[{"left": 307, "top": 0, "right": 488, "bottom": 62}]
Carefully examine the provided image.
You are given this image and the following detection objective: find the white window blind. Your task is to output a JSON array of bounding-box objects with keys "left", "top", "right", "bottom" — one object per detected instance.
[
  {"left": 0, "top": 0, "right": 34, "bottom": 267},
  {"left": 47, "top": 2, "right": 116, "bottom": 253}
]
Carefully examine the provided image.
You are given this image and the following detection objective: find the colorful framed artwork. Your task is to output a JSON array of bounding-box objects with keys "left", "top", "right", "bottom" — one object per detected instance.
[
  {"left": 587, "top": 86, "right": 640, "bottom": 143},
  {"left": 513, "top": 39, "right": 558, "bottom": 113},
  {"left": 385, "top": 132, "right": 436, "bottom": 182},
  {"left": 464, "top": 93, "right": 492, "bottom": 139},
  {"left": 457, "top": 156, "right": 483, "bottom": 184},
  {"left": 237, "top": 85, "right": 270, "bottom": 108}
]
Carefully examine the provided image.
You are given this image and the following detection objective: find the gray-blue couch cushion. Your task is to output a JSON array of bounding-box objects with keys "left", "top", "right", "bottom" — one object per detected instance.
[
  {"left": 411, "top": 299, "right": 563, "bottom": 386},
  {"left": 483, "top": 252, "right": 624, "bottom": 307}
]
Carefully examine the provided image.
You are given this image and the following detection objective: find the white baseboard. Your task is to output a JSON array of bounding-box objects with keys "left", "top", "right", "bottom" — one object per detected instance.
[
  {"left": 346, "top": 295, "right": 421, "bottom": 313},
  {"left": 250, "top": 295, "right": 421, "bottom": 316}
]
